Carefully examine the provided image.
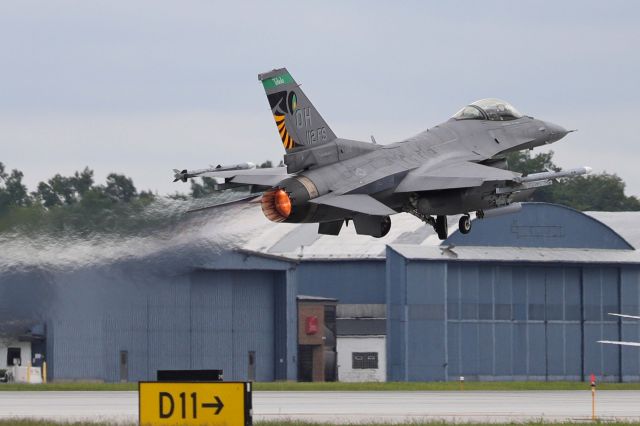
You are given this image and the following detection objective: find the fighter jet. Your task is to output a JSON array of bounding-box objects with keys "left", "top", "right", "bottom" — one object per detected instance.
[{"left": 174, "top": 68, "right": 589, "bottom": 240}]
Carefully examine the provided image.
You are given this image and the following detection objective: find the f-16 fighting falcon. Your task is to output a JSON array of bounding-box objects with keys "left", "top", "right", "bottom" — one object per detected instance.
[{"left": 174, "top": 68, "right": 590, "bottom": 240}]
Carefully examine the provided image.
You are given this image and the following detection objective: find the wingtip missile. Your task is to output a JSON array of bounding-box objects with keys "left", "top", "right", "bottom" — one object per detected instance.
[
  {"left": 212, "top": 162, "right": 256, "bottom": 171},
  {"left": 173, "top": 169, "right": 189, "bottom": 183},
  {"left": 172, "top": 162, "right": 258, "bottom": 183}
]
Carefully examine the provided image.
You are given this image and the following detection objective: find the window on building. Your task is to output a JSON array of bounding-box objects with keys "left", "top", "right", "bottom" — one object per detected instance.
[{"left": 352, "top": 352, "right": 378, "bottom": 369}]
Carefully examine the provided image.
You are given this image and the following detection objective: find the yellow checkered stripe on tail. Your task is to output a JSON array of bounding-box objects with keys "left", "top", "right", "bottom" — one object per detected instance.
[{"left": 274, "top": 114, "right": 295, "bottom": 149}]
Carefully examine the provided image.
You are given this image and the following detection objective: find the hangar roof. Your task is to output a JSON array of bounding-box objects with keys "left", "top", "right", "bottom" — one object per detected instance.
[
  {"left": 585, "top": 211, "right": 640, "bottom": 249},
  {"left": 389, "top": 245, "right": 640, "bottom": 264},
  {"left": 239, "top": 203, "right": 640, "bottom": 263}
]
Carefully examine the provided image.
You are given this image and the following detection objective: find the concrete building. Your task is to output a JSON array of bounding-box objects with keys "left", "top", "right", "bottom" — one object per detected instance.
[
  {"left": 336, "top": 305, "right": 386, "bottom": 382},
  {"left": 1, "top": 202, "right": 639, "bottom": 382},
  {"left": 1, "top": 339, "right": 31, "bottom": 370}
]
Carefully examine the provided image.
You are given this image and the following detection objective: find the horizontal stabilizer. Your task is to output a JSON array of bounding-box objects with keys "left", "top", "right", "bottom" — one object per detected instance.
[
  {"left": 395, "top": 161, "right": 519, "bottom": 193},
  {"left": 598, "top": 340, "right": 640, "bottom": 347},
  {"left": 229, "top": 174, "right": 287, "bottom": 187},
  {"left": 186, "top": 195, "right": 259, "bottom": 213},
  {"left": 309, "top": 194, "right": 397, "bottom": 216}
]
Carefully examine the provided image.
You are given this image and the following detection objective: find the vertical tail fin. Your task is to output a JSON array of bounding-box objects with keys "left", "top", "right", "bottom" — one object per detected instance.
[{"left": 258, "top": 68, "right": 337, "bottom": 151}]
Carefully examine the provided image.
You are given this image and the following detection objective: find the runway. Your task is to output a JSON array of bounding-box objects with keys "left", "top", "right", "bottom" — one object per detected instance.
[{"left": 1, "top": 390, "right": 640, "bottom": 423}]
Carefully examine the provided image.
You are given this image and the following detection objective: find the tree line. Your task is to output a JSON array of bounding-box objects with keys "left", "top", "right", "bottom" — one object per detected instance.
[
  {"left": 0, "top": 153, "right": 638, "bottom": 233},
  {"left": 505, "top": 151, "right": 640, "bottom": 211},
  {"left": 0, "top": 163, "right": 153, "bottom": 213}
]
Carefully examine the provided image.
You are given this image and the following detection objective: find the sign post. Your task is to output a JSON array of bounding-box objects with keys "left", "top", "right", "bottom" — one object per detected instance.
[
  {"left": 590, "top": 373, "right": 596, "bottom": 421},
  {"left": 139, "top": 382, "right": 251, "bottom": 426}
]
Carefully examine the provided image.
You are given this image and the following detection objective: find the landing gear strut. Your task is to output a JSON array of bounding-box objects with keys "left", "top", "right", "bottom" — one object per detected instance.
[
  {"left": 459, "top": 215, "right": 472, "bottom": 234},
  {"left": 435, "top": 215, "right": 448, "bottom": 240}
]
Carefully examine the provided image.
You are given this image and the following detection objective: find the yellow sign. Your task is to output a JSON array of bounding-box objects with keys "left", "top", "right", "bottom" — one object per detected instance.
[{"left": 139, "top": 382, "right": 251, "bottom": 426}]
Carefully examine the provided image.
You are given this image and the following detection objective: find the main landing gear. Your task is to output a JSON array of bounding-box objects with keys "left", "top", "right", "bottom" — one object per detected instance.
[
  {"left": 407, "top": 208, "right": 473, "bottom": 241},
  {"left": 434, "top": 215, "right": 448, "bottom": 240},
  {"left": 433, "top": 214, "right": 472, "bottom": 241}
]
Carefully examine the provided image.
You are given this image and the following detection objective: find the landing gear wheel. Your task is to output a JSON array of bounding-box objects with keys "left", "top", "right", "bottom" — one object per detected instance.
[
  {"left": 459, "top": 215, "right": 471, "bottom": 234},
  {"left": 435, "top": 215, "right": 448, "bottom": 240}
]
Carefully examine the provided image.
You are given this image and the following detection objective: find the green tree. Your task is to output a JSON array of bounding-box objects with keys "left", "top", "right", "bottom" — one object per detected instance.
[
  {"left": 35, "top": 181, "right": 61, "bottom": 208},
  {"left": 33, "top": 168, "right": 94, "bottom": 207},
  {"left": 5, "top": 169, "right": 31, "bottom": 207},
  {"left": 548, "top": 173, "right": 640, "bottom": 211},
  {"left": 0, "top": 163, "right": 32, "bottom": 211},
  {"left": 71, "top": 167, "right": 94, "bottom": 196},
  {"left": 190, "top": 177, "right": 218, "bottom": 198},
  {"left": 138, "top": 190, "right": 156, "bottom": 202},
  {"left": 48, "top": 174, "right": 77, "bottom": 205},
  {"left": 506, "top": 150, "right": 560, "bottom": 175},
  {"left": 104, "top": 173, "right": 137, "bottom": 202},
  {"left": 506, "top": 150, "right": 640, "bottom": 211}
]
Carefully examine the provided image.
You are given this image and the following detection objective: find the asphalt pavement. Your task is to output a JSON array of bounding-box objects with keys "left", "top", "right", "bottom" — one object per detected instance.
[{"left": 1, "top": 390, "right": 639, "bottom": 423}]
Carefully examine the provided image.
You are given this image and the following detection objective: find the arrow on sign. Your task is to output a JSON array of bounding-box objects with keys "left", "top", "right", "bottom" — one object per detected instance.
[{"left": 202, "top": 395, "right": 224, "bottom": 415}]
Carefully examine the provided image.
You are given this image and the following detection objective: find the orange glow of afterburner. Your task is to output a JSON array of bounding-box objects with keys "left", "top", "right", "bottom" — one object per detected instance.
[
  {"left": 261, "top": 188, "right": 292, "bottom": 222},
  {"left": 274, "top": 189, "right": 292, "bottom": 217}
]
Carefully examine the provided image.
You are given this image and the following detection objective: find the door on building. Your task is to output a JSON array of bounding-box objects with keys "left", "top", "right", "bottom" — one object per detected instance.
[
  {"left": 6, "top": 347, "right": 21, "bottom": 366},
  {"left": 248, "top": 351, "right": 256, "bottom": 381},
  {"left": 189, "top": 270, "right": 277, "bottom": 381},
  {"left": 119, "top": 350, "right": 128, "bottom": 382},
  {"left": 297, "top": 345, "right": 313, "bottom": 382}
]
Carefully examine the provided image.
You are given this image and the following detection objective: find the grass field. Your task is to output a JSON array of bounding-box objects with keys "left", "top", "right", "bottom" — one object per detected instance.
[
  {"left": 0, "top": 421, "right": 638, "bottom": 426},
  {"left": 1, "top": 381, "right": 640, "bottom": 392}
]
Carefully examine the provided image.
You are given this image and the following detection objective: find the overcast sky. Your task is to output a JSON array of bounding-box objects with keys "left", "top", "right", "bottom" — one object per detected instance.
[{"left": 1, "top": 1, "right": 639, "bottom": 196}]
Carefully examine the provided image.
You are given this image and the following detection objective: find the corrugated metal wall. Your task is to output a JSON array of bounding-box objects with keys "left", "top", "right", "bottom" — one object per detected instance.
[
  {"left": 387, "top": 251, "right": 640, "bottom": 382},
  {"left": 297, "top": 261, "right": 385, "bottom": 303},
  {"left": 49, "top": 269, "right": 283, "bottom": 382}
]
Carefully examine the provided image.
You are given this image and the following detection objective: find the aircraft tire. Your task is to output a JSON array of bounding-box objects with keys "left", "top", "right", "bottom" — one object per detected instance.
[
  {"left": 435, "top": 215, "right": 448, "bottom": 240},
  {"left": 459, "top": 215, "right": 471, "bottom": 234}
]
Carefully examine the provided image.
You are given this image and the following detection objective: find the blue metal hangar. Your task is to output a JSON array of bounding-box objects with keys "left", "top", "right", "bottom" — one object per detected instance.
[{"left": 1, "top": 202, "right": 639, "bottom": 383}]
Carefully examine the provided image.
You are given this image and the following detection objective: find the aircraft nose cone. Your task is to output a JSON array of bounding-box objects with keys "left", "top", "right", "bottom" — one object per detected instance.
[{"left": 540, "top": 121, "right": 570, "bottom": 143}]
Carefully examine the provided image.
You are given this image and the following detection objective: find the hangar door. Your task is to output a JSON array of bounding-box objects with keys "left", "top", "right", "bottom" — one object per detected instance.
[
  {"left": 190, "top": 270, "right": 278, "bottom": 381},
  {"left": 446, "top": 264, "right": 621, "bottom": 381}
]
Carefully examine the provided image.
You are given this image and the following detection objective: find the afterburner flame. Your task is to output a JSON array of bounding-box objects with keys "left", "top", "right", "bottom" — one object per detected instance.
[
  {"left": 274, "top": 189, "right": 292, "bottom": 217},
  {"left": 261, "top": 188, "right": 291, "bottom": 222}
]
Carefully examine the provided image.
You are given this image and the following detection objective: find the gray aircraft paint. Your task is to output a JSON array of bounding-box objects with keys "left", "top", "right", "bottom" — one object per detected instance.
[{"left": 175, "top": 68, "right": 585, "bottom": 239}]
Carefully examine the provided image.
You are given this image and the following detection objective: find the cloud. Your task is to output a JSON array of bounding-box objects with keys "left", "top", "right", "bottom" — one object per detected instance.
[
  {"left": 1, "top": 0, "right": 639, "bottom": 196},
  {"left": 0, "top": 111, "right": 282, "bottom": 194}
]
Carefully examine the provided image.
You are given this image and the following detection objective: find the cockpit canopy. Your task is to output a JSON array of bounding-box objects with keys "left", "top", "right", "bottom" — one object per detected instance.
[{"left": 453, "top": 98, "right": 523, "bottom": 121}]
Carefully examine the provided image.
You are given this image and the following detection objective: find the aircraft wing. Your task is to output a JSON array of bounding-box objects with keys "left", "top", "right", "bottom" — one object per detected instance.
[
  {"left": 309, "top": 193, "right": 397, "bottom": 216},
  {"left": 598, "top": 340, "right": 640, "bottom": 347},
  {"left": 394, "top": 161, "right": 520, "bottom": 193},
  {"left": 173, "top": 166, "right": 289, "bottom": 187}
]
